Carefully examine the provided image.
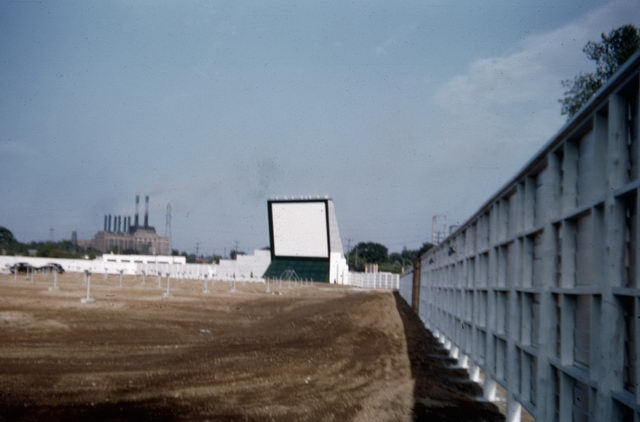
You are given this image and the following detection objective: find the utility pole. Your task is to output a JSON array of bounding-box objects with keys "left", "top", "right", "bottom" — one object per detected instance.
[
  {"left": 195, "top": 242, "right": 200, "bottom": 257},
  {"left": 234, "top": 240, "right": 239, "bottom": 256},
  {"left": 165, "top": 203, "right": 172, "bottom": 251},
  {"left": 346, "top": 238, "right": 354, "bottom": 269},
  {"left": 432, "top": 214, "right": 447, "bottom": 245}
]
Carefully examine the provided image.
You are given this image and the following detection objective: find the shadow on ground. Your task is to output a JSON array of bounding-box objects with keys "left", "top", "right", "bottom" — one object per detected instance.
[
  {"left": 0, "top": 398, "right": 260, "bottom": 422},
  {"left": 0, "top": 398, "right": 187, "bottom": 422},
  {"left": 393, "top": 292, "right": 504, "bottom": 422}
]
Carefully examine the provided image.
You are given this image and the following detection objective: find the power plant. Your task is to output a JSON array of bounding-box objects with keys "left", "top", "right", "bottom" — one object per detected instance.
[{"left": 89, "top": 195, "right": 170, "bottom": 255}]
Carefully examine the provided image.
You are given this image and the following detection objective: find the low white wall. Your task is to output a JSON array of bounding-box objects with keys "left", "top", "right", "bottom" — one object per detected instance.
[
  {"left": 0, "top": 250, "right": 271, "bottom": 282},
  {"left": 215, "top": 250, "right": 270, "bottom": 282},
  {"left": 330, "top": 253, "right": 349, "bottom": 284},
  {"left": 0, "top": 256, "right": 116, "bottom": 274},
  {"left": 101, "top": 254, "right": 186, "bottom": 265},
  {"left": 348, "top": 271, "right": 399, "bottom": 290}
]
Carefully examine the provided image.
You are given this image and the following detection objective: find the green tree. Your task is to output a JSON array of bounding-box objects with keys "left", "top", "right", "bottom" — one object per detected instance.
[
  {"left": 386, "top": 242, "right": 434, "bottom": 273},
  {"left": 0, "top": 226, "right": 17, "bottom": 248},
  {"left": 348, "top": 242, "right": 388, "bottom": 267},
  {"left": 560, "top": 24, "right": 640, "bottom": 118},
  {"left": 416, "top": 242, "right": 434, "bottom": 258}
]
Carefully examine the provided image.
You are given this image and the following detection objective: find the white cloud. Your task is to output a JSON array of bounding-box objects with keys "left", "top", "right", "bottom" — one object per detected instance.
[{"left": 423, "top": 0, "right": 640, "bottom": 221}]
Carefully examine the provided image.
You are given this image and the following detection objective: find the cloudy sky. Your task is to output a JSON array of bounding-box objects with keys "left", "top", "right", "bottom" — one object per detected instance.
[{"left": 1, "top": 0, "right": 639, "bottom": 255}]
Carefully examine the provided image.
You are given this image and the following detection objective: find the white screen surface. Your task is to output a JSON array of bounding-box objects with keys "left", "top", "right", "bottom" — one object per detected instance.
[{"left": 272, "top": 202, "right": 329, "bottom": 258}]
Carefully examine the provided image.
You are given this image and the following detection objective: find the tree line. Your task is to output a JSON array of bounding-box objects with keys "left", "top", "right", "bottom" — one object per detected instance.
[
  {"left": 346, "top": 241, "right": 433, "bottom": 274},
  {"left": 0, "top": 226, "right": 98, "bottom": 259}
]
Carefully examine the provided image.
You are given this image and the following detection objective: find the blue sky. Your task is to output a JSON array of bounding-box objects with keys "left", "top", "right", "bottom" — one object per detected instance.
[{"left": 1, "top": 0, "right": 638, "bottom": 255}]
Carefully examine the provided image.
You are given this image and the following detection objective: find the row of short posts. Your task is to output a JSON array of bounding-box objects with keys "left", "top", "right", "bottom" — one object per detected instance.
[
  {"left": 15, "top": 267, "right": 44, "bottom": 283},
  {"left": 28, "top": 268, "right": 186, "bottom": 303},
  {"left": 264, "top": 277, "right": 312, "bottom": 293},
  {"left": 34, "top": 269, "right": 318, "bottom": 303}
]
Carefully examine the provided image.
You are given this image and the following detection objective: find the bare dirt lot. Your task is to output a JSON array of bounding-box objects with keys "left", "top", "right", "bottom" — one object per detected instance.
[{"left": 0, "top": 272, "right": 502, "bottom": 421}]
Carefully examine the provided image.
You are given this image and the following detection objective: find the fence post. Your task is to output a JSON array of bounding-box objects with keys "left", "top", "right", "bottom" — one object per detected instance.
[
  {"left": 49, "top": 270, "right": 58, "bottom": 291},
  {"left": 163, "top": 272, "right": 171, "bottom": 298},
  {"left": 81, "top": 271, "right": 95, "bottom": 304}
]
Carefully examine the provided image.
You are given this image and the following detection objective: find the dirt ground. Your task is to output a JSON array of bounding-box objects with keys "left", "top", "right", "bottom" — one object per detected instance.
[{"left": 0, "top": 272, "right": 502, "bottom": 421}]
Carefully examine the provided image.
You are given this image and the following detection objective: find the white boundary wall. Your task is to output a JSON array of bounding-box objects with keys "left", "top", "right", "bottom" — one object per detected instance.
[
  {"left": 215, "top": 250, "right": 271, "bottom": 282},
  {"left": 0, "top": 250, "right": 271, "bottom": 282},
  {"left": 399, "top": 52, "right": 640, "bottom": 421},
  {"left": 349, "top": 271, "right": 399, "bottom": 290},
  {"left": 330, "top": 252, "right": 349, "bottom": 285},
  {"left": 101, "top": 254, "right": 186, "bottom": 265}
]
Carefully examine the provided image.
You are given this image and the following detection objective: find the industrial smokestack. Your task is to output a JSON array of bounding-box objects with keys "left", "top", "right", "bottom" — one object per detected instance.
[
  {"left": 104, "top": 215, "right": 108, "bottom": 232},
  {"left": 108, "top": 215, "right": 112, "bottom": 233},
  {"left": 144, "top": 195, "right": 149, "bottom": 228},
  {"left": 135, "top": 195, "right": 140, "bottom": 229}
]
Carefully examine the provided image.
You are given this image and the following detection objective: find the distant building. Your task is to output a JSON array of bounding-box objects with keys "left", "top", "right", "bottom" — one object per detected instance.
[{"left": 89, "top": 195, "right": 170, "bottom": 255}]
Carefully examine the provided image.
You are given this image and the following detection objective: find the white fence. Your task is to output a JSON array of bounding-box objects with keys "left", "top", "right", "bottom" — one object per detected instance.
[
  {"left": 399, "top": 51, "right": 640, "bottom": 421},
  {"left": 349, "top": 271, "right": 399, "bottom": 290}
]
